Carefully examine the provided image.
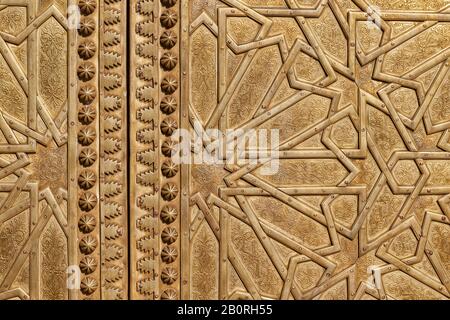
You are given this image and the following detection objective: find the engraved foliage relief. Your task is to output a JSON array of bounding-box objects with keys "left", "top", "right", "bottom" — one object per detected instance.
[{"left": 0, "top": 0, "right": 449, "bottom": 301}]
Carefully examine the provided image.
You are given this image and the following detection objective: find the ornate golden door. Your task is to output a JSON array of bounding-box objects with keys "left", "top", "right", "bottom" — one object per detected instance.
[{"left": 0, "top": 0, "right": 449, "bottom": 300}]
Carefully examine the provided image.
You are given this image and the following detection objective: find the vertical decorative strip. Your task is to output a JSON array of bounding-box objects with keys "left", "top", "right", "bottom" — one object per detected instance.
[
  {"left": 99, "top": 0, "right": 128, "bottom": 300},
  {"left": 130, "top": 0, "right": 160, "bottom": 299},
  {"left": 130, "top": 0, "right": 181, "bottom": 299},
  {"left": 179, "top": 0, "right": 190, "bottom": 300},
  {"left": 68, "top": 0, "right": 79, "bottom": 301},
  {"left": 159, "top": 0, "right": 181, "bottom": 301},
  {"left": 28, "top": 0, "right": 39, "bottom": 300},
  {"left": 75, "top": 0, "right": 101, "bottom": 300}
]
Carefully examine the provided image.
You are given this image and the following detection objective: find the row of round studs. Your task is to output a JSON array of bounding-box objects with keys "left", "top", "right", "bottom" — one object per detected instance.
[{"left": 76, "top": 0, "right": 99, "bottom": 298}]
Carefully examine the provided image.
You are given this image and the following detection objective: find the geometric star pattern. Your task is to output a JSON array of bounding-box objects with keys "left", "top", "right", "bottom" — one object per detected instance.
[{"left": 184, "top": 0, "right": 450, "bottom": 300}]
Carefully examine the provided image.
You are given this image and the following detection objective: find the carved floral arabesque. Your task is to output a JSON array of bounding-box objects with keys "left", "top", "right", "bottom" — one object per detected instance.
[
  {"left": 0, "top": 57, "right": 26, "bottom": 120},
  {"left": 39, "top": 18, "right": 67, "bottom": 116},
  {"left": 41, "top": 219, "right": 67, "bottom": 300}
]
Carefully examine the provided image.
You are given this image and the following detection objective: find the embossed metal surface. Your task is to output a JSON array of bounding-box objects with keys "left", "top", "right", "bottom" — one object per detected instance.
[
  {"left": 181, "top": 0, "right": 450, "bottom": 300},
  {"left": 0, "top": 0, "right": 448, "bottom": 300},
  {"left": 0, "top": 0, "right": 71, "bottom": 300}
]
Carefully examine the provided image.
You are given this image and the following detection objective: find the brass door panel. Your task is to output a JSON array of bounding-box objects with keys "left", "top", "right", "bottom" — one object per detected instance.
[
  {"left": 180, "top": 0, "right": 450, "bottom": 300},
  {"left": 0, "top": 0, "right": 449, "bottom": 300},
  {"left": 0, "top": 0, "right": 129, "bottom": 300},
  {"left": 0, "top": 0, "right": 72, "bottom": 300}
]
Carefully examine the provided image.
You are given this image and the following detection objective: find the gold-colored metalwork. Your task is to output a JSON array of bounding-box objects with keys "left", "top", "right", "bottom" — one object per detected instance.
[
  {"left": 0, "top": 0, "right": 448, "bottom": 300},
  {"left": 0, "top": 0, "right": 71, "bottom": 300},
  {"left": 180, "top": 0, "right": 450, "bottom": 300}
]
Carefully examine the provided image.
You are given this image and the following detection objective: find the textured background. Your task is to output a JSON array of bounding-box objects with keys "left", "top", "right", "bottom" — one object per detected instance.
[{"left": 0, "top": 0, "right": 449, "bottom": 300}]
